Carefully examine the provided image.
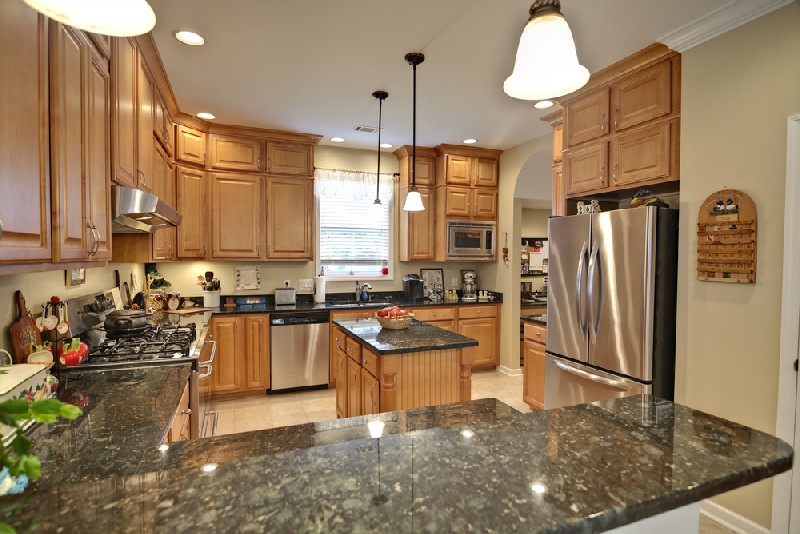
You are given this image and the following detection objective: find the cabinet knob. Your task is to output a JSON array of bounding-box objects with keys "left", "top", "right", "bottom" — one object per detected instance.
[{"left": 181, "top": 408, "right": 192, "bottom": 415}]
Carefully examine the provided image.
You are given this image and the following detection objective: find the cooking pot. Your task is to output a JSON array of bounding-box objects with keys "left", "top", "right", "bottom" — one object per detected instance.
[{"left": 104, "top": 309, "right": 149, "bottom": 332}]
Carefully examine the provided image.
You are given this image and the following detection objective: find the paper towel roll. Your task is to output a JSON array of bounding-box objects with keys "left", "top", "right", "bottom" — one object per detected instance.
[{"left": 314, "top": 276, "right": 326, "bottom": 303}]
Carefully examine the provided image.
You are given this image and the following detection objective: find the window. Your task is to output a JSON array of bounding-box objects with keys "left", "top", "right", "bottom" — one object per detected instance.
[{"left": 316, "top": 168, "right": 395, "bottom": 279}]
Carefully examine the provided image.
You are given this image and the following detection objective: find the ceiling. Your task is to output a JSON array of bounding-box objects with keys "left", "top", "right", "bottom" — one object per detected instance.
[{"left": 149, "top": 0, "right": 740, "bottom": 152}]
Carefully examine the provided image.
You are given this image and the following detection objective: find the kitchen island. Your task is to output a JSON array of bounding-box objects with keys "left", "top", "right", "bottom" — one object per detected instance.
[
  {"left": 332, "top": 317, "right": 477, "bottom": 418},
  {"left": 0, "top": 385, "right": 791, "bottom": 532}
]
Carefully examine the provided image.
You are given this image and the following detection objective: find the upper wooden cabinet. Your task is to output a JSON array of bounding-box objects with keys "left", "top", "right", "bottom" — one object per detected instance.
[
  {"left": 210, "top": 172, "right": 264, "bottom": 259},
  {"left": 86, "top": 42, "right": 112, "bottom": 261},
  {"left": 176, "top": 166, "right": 207, "bottom": 259},
  {"left": 394, "top": 146, "right": 435, "bottom": 187},
  {"left": 176, "top": 124, "right": 206, "bottom": 167},
  {"left": 209, "top": 135, "right": 263, "bottom": 172},
  {"left": 564, "top": 142, "right": 608, "bottom": 196},
  {"left": 267, "top": 176, "right": 313, "bottom": 259},
  {"left": 611, "top": 120, "right": 674, "bottom": 188},
  {"left": 153, "top": 93, "right": 173, "bottom": 155},
  {"left": 398, "top": 186, "right": 435, "bottom": 261},
  {"left": 111, "top": 37, "right": 137, "bottom": 189},
  {"left": 136, "top": 58, "right": 154, "bottom": 192},
  {"left": 613, "top": 60, "right": 672, "bottom": 132},
  {"left": 152, "top": 143, "right": 176, "bottom": 260},
  {"left": 565, "top": 88, "right": 610, "bottom": 147},
  {"left": 266, "top": 141, "right": 312, "bottom": 176},
  {"left": 440, "top": 153, "right": 499, "bottom": 188},
  {"left": 0, "top": 4, "right": 51, "bottom": 263}
]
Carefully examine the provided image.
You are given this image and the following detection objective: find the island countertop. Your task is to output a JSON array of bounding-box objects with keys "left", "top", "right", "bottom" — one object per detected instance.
[
  {"left": 0, "top": 393, "right": 791, "bottom": 532},
  {"left": 332, "top": 317, "right": 478, "bottom": 355}
]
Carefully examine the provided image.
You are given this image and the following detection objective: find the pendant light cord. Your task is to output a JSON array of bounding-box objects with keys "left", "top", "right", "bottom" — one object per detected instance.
[
  {"left": 372, "top": 90, "right": 388, "bottom": 204},
  {"left": 412, "top": 60, "right": 417, "bottom": 189}
]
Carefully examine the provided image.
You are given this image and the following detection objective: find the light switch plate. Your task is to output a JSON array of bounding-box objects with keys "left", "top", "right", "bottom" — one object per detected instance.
[{"left": 299, "top": 278, "right": 313, "bottom": 290}]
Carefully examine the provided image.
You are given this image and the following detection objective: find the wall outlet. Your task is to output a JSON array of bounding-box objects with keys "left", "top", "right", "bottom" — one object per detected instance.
[
  {"left": 451, "top": 277, "right": 458, "bottom": 286},
  {"left": 283, "top": 279, "right": 291, "bottom": 288},
  {"left": 299, "top": 278, "right": 313, "bottom": 290}
]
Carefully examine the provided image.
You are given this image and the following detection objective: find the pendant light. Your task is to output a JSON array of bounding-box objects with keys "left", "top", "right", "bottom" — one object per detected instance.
[
  {"left": 402, "top": 52, "right": 425, "bottom": 212},
  {"left": 503, "top": 0, "right": 589, "bottom": 101},
  {"left": 23, "top": 0, "right": 156, "bottom": 37},
  {"left": 372, "top": 90, "right": 389, "bottom": 206}
]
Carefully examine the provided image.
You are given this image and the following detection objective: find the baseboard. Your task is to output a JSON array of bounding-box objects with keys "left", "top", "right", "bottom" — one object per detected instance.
[
  {"left": 497, "top": 365, "right": 522, "bottom": 377},
  {"left": 700, "top": 500, "right": 769, "bottom": 534}
]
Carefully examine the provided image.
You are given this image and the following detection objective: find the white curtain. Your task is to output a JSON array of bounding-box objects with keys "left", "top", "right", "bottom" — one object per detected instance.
[{"left": 314, "top": 168, "right": 395, "bottom": 203}]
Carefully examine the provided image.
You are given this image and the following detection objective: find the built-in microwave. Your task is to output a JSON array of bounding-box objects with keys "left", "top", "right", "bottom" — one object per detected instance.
[{"left": 447, "top": 221, "right": 495, "bottom": 260}]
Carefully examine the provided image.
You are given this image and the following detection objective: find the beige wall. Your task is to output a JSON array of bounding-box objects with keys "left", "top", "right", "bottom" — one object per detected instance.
[
  {"left": 676, "top": 3, "right": 800, "bottom": 526},
  {"left": 521, "top": 209, "right": 549, "bottom": 237}
]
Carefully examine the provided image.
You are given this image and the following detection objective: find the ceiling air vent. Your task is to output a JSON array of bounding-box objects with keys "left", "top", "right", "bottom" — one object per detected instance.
[{"left": 353, "top": 125, "right": 379, "bottom": 133}]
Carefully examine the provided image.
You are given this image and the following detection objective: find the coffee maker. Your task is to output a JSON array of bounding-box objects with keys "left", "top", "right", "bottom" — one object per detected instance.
[
  {"left": 461, "top": 271, "right": 477, "bottom": 302},
  {"left": 403, "top": 274, "right": 424, "bottom": 300}
]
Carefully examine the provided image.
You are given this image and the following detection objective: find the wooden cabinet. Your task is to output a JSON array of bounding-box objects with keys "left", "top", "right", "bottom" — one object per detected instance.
[
  {"left": 176, "top": 124, "right": 206, "bottom": 167},
  {"left": 361, "top": 369, "right": 380, "bottom": 416},
  {"left": 613, "top": 60, "right": 672, "bottom": 132},
  {"left": 209, "top": 135, "right": 263, "bottom": 172},
  {"left": 0, "top": 4, "right": 51, "bottom": 263},
  {"left": 610, "top": 120, "right": 674, "bottom": 187},
  {"left": 166, "top": 382, "right": 191, "bottom": 443},
  {"left": 210, "top": 173, "right": 264, "bottom": 259},
  {"left": 86, "top": 43, "right": 112, "bottom": 261},
  {"left": 329, "top": 310, "right": 373, "bottom": 387},
  {"left": 347, "top": 357, "right": 362, "bottom": 417},
  {"left": 176, "top": 166, "right": 207, "bottom": 258},
  {"left": 458, "top": 306, "right": 499, "bottom": 369},
  {"left": 552, "top": 122, "right": 564, "bottom": 163},
  {"left": 135, "top": 58, "right": 154, "bottom": 192},
  {"left": 408, "top": 307, "right": 458, "bottom": 333},
  {"left": 151, "top": 143, "right": 176, "bottom": 260},
  {"left": 552, "top": 163, "right": 565, "bottom": 217},
  {"left": 444, "top": 155, "right": 471, "bottom": 185},
  {"left": 395, "top": 147, "right": 435, "bottom": 187},
  {"left": 565, "top": 88, "right": 610, "bottom": 147},
  {"left": 523, "top": 321, "right": 547, "bottom": 410},
  {"left": 398, "top": 186, "right": 435, "bottom": 261},
  {"left": 335, "top": 339, "right": 348, "bottom": 418},
  {"left": 111, "top": 37, "right": 137, "bottom": 189},
  {"left": 442, "top": 186, "right": 497, "bottom": 220},
  {"left": 209, "top": 314, "right": 270, "bottom": 399},
  {"left": 564, "top": 142, "right": 608, "bottom": 195},
  {"left": 266, "top": 176, "right": 313, "bottom": 260},
  {"left": 153, "top": 93, "right": 172, "bottom": 155},
  {"left": 266, "top": 141, "right": 312, "bottom": 176},
  {"left": 441, "top": 153, "right": 498, "bottom": 188}
]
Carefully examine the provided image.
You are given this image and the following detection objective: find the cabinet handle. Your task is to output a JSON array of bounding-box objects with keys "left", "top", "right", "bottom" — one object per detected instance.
[
  {"left": 268, "top": 244, "right": 271, "bottom": 256},
  {"left": 138, "top": 168, "right": 146, "bottom": 186},
  {"left": 257, "top": 156, "right": 261, "bottom": 168},
  {"left": 167, "top": 241, "right": 174, "bottom": 256},
  {"left": 0, "top": 212, "right": 4, "bottom": 241},
  {"left": 600, "top": 113, "right": 606, "bottom": 132},
  {"left": 86, "top": 222, "right": 98, "bottom": 256},
  {"left": 92, "top": 225, "right": 100, "bottom": 254},
  {"left": 614, "top": 109, "right": 619, "bottom": 129},
  {"left": 612, "top": 164, "right": 618, "bottom": 183},
  {"left": 257, "top": 244, "right": 261, "bottom": 256},
  {"left": 181, "top": 408, "right": 192, "bottom": 415}
]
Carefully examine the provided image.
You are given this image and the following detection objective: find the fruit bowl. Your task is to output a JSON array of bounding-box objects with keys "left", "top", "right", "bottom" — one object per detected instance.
[{"left": 376, "top": 314, "right": 414, "bottom": 330}]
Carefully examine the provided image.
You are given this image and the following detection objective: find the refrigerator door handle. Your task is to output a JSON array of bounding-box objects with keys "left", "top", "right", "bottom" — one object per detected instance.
[
  {"left": 576, "top": 241, "right": 588, "bottom": 334},
  {"left": 588, "top": 241, "right": 602, "bottom": 341},
  {"left": 553, "top": 360, "right": 632, "bottom": 391}
]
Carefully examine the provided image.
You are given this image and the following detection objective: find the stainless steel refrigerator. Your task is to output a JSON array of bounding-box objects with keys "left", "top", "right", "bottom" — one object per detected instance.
[{"left": 544, "top": 206, "right": 679, "bottom": 409}]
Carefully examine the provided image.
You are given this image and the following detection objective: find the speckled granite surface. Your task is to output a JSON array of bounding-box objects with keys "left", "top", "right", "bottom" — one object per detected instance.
[
  {"left": 521, "top": 313, "right": 547, "bottom": 325},
  {"left": 0, "top": 394, "right": 791, "bottom": 532},
  {"left": 333, "top": 317, "right": 479, "bottom": 355}
]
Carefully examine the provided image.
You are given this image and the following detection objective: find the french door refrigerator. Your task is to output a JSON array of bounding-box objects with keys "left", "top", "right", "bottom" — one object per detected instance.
[{"left": 544, "top": 206, "right": 679, "bottom": 409}]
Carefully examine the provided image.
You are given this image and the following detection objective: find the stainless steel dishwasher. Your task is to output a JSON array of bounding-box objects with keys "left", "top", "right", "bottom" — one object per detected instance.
[{"left": 270, "top": 311, "right": 330, "bottom": 392}]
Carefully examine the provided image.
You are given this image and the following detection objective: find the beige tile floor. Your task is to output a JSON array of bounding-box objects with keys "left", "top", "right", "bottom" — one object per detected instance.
[{"left": 206, "top": 369, "right": 734, "bottom": 534}]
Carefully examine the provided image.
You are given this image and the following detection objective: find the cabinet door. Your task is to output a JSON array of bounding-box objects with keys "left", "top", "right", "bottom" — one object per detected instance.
[
  {"left": 427, "top": 319, "right": 456, "bottom": 332},
  {"left": 176, "top": 166, "right": 207, "bottom": 258},
  {"left": 152, "top": 145, "right": 174, "bottom": 260},
  {"left": 523, "top": 341, "right": 545, "bottom": 410},
  {"left": 347, "top": 357, "right": 362, "bottom": 417},
  {"left": 551, "top": 164, "right": 565, "bottom": 217},
  {"left": 136, "top": 59, "right": 153, "bottom": 192},
  {"left": 176, "top": 125, "right": 206, "bottom": 166},
  {"left": 458, "top": 317, "right": 498, "bottom": 367},
  {"left": 564, "top": 142, "right": 608, "bottom": 196},
  {"left": 473, "top": 157, "right": 498, "bottom": 187},
  {"left": 444, "top": 186, "right": 471, "bottom": 218},
  {"left": 266, "top": 142, "right": 312, "bottom": 175},
  {"left": 445, "top": 155, "right": 471, "bottom": 185},
  {"left": 210, "top": 316, "right": 239, "bottom": 394},
  {"left": 153, "top": 93, "right": 172, "bottom": 154},
  {"left": 210, "top": 173, "right": 263, "bottom": 259},
  {"left": 111, "top": 37, "right": 137, "bottom": 188},
  {"left": 361, "top": 369, "right": 379, "bottom": 416},
  {"left": 399, "top": 186, "right": 435, "bottom": 261},
  {"left": 86, "top": 47, "right": 112, "bottom": 260},
  {"left": 209, "top": 135, "right": 263, "bottom": 172},
  {"left": 552, "top": 122, "right": 564, "bottom": 163},
  {"left": 243, "top": 314, "right": 270, "bottom": 391},
  {"left": 267, "top": 176, "right": 313, "bottom": 259},
  {"left": 49, "top": 23, "right": 89, "bottom": 262},
  {"left": 0, "top": 4, "right": 51, "bottom": 262},
  {"left": 613, "top": 60, "right": 671, "bottom": 132},
  {"left": 335, "top": 347, "right": 348, "bottom": 418},
  {"left": 565, "top": 88, "right": 610, "bottom": 147},
  {"left": 472, "top": 189, "right": 497, "bottom": 219},
  {"left": 412, "top": 156, "right": 435, "bottom": 186},
  {"left": 610, "top": 121, "right": 671, "bottom": 188}
]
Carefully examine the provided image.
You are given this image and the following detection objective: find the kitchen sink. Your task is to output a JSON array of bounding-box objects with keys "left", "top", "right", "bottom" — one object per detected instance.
[{"left": 328, "top": 301, "right": 393, "bottom": 308}]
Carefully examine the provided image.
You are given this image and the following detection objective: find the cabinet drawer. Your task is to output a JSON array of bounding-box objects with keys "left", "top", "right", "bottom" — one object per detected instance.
[
  {"left": 410, "top": 307, "right": 457, "bottom": 322},
  {"left": 333, "top": 327, "right": 347, "bottom": 352},
  {"left": 524, "top": 322, "right": 546, "bottom": 345},
  {"left": 362, "top": 348, "right": 379, "bottom": 378},
  {"left": 458, "top": 305, "right": 497, "bottom": 319},
  {"left": 345, "top": 336, "right": 362, "bottom": 363}
]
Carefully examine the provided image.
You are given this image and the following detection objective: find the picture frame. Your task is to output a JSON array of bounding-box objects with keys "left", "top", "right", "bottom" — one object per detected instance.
[
  {"left": 66, "top": 268, "right": 86, "bottom": 287},
  {"left": 420, "top": 268, "right": 444, "bottom": 298}
]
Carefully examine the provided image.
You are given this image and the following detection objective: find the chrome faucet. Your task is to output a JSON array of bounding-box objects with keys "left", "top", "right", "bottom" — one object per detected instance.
[
  {"left": 355, "top": 281, "right": 360, "bottom": 302},
  {"left": 359, "top": 283, "right": 372, "bottom": 302}
]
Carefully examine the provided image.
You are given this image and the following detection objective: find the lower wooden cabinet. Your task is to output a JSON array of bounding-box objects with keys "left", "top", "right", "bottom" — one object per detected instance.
[
  {"left": 166, "top": 381, "right": 190, "bottom": 443},
  {"left": 347, "top": 357, "right": 362, "bottom": 418},
  {"left": 335, "top": 342, "right": 348, "bottom": 418},
  {"left": 329, "top": 309, "right": 373, "bottom": 387},
  {"left": 209, "top": 314, "right": 269, "bottom": 399},
  {"left": 523, "top": 322, "right": 547, "bottom": 411},
  {"left": 361, "top": 368, "right": 380, "bottom": 415},
  {"left": 457, "top": 306, "right": 499, "bottom": 369}
]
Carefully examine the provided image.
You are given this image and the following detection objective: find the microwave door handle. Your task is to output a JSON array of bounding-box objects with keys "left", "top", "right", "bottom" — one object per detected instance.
[
  {"left": 553, "top": 359, "right": 631, "bottom": 391},
  {"left": 588, "top": 241, "right": 601, "bottom": 341},
  {"left": 576, "top": 242, "right": 588, "bottom": 333}
]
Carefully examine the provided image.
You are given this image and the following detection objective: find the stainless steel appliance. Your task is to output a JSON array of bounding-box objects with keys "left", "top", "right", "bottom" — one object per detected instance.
[
  {"left": 461, "top": 271, "right": 477, "bottom": 302},
  {"left": 111, "top": 185, "right": 181, "bottom": 233},
  {"left": 403, "top": 274, "right": 424, "bottom": 300},
  {"left": 544, "top": 207, "right": 678, "bottom": 409},
  {"left": 274, "top": 287, "right": 297, "bottom": 305},
  {"left": 446, "top": 221, "right": 495, "bottom": 259},
  {"left": 270, "top": 311, "right": 330, "bottom": 392}
]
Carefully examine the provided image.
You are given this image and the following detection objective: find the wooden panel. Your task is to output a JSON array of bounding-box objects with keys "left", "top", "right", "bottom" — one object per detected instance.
[
  {"left": 329, "top": 324, "right": 346, "bottom": 386},
  {"left": 111, "top": 37, "right": 137, "bottom": 188},
  {"left": 551, "top": 163, "right": 565, "bottom": 217},
  {"left": 243, "top": 314, "right": 269, "bottom": 390},
  {"left": 412, "top": 156, "right": 436, "bottom": 186},
  {"left": 552, "top": 122, "right": 564, "bottom": 163},
  {"left": 175, "top": 124, "right": 206, "bottom": 166},
  {"left": 151, "top": 144, "right": 174, "bottom": 260},
  {"left": 458, "top": 305, "right": 497, "bottom": 319},
  {"left": 345, "top": 336, "right": 361, "bottom": 364},
  {"left": 209, "top": 135, "right": 263, "bottom": 172},
  {"left": 335, "top": 346, "right": 348, "bottom": 418},
  {"left": 387, "top": 349, "right": 461, "bottom": 410},
  {"left": 136, "top": 58, "right": 153, "bottom": 191},
  {"left": 86, "top": 32, "right": 110, "bottom": 59},
  {"left": 0, "top": 4, "right": 51, "bottom": 262},
  {"left": 565, "top": 88, "right": 610, "bottom": 147},
  {"left": 444, "top": 186, "right": 471, "bottom": 217},
  {"left": 523, "top": 341, "right": 545, "bottom": 410},
  {"left": 362, "top": 348, "right": 378, "bottom": 378},
  {"left": 473, "top": 157, "right": 498, "bottom": 187},
  {"left": 398, "top": 186, "right": 435, "bottom": 261},
  {"left": 347, "top": 357, "right": 362, "bottom": 417},
  {"left": 564, "top": 142, "right": 608, "bottom": 196},
  {"left": 153, "top": 93, "right": 172, "bottom": 154},
  {"left": 210, "top": 173, "right": 263, "bottom": 259},
  {"left": 86, "top": 48, "right": 112, "bottom": 260},
  {"left": 176, "top": 166, "right": 206, "bottom": 258},
  {"left": 168, "top": 382, "right": 190, "bottom": 443},
  {"left": 523, "top": 322, "right": 547, "bottom": 344},
  {"left": 361, "top": 369, "right": 380, "bottom": 416},
  {"left": 408, "top": 307, "right": 457, "bottom": 322},
  {"left": 445, "top": 155, "right": 471, "bottom": 185},
  {"left": 458, "top": 317, "right": 498, "bottom": 368},
  {"left": 428, "top": 319, "right": 456, "bottom": 332},
  {"left": 267, "top": 141, "right": 312, "bottom": 175},
  {"left": 209, "top": 316, "right": 238, "bottom": 394},
  {"left": 610, "top": 121, "right": 671, "bottom": 188},
  {"left": 266, "top": 176, "right": 313, "bottom": 259},
  {"left": 613, "top": 60, "right": 671, "bottom": 131},
  {"left": 472, "top": 189, "right": 497, "bottom": 219}
]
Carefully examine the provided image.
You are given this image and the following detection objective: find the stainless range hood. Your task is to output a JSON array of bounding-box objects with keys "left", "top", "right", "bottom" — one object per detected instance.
[{"left": 112, "top": 185, "right": 182, "bottom": 233}]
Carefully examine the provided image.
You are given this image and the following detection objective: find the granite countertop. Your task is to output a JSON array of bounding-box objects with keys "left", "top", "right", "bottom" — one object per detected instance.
[
  {"left": 521, "top": 299, "right": 547, "bottom": 308},
  {"left": 1, "top": 393, "right": 791, "bottom": 532},
  {"left": 521, "top": 313, "right": 547, "bottom": 325},
  {"left": 333, "top": 317, "right": 479, "bottom": 355}
]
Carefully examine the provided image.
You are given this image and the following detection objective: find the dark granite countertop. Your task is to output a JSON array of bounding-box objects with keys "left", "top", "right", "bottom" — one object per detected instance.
[
  {"left": 1, "top": 394, "right": 791, "bottom": 532},
  {"left": 522, "top": 313, "right": 547, "bottom": 325},
  {"left": 333, "top": 317, "right": 479, "bottom": 355},
  {"left": 521, "top": 300, "right": 547, "bottom": 308}
]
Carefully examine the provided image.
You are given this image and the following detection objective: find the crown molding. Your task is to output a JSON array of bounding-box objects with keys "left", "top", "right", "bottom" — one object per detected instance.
[{"left": 658, "top": 0, "right": 795, "bottom": 52}]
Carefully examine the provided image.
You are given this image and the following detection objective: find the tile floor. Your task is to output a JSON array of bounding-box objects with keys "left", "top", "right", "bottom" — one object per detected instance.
[{"left": 206, "top": 369, "right": 734, "bottom": 534}]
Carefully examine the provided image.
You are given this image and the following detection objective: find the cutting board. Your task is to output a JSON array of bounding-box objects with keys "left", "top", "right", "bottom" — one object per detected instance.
[
  {"left": 8, "top": 290, "right": 41, "bottom": 364},
  {"left": 162, "top": 307, "right": 213, "bottom": 315}
]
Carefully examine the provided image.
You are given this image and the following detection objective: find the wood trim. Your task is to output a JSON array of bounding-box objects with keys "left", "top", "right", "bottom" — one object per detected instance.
[
  {"left": 392, "top": 145, "right": 437, "bottom": 159},
  {"left": 433, "top": 144, "right": 503, "bottom": 159},
  {"left": 134, "top": 33, "right": 180, "bottom": 118},
  {"left": 174, "top": 112, "right": 322, "bottom": 145},
  {"left": 0, "top": 259, "right": 107, "bottom": 276}
]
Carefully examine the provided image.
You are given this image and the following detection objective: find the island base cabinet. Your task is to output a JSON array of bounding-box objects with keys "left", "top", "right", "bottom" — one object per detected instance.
[
  {"left": 523, "top": 342, "right": 546, "bottom": 410},
  {"left": 209, "top": 314, "right": 270, "bottom": 400},
  {"left": 166, "top": 381, "right": 190, "bottom": 443}
]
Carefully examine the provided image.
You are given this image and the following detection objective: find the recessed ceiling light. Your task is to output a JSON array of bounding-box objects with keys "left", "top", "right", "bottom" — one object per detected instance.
[
  {"left": 196, "top": 112, "right": 216, "bottom": 120},
  {"left": 331, "top": 137, "right": 346, "bottom": 143},
  {"left": 534, "top": 100, "right": 554, "bottom": 109},
  {"left": 380, "top": 143, "right": 393, "bottom": 149},
  {"left": 174, "top": 30, "right": 205, "bottom": 46},
  {"left": 463, "top": 138, "right": 478, "bottom": 145}
]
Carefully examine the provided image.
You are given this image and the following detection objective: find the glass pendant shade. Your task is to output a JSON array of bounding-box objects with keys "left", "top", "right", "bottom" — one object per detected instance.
[
  {"left": 403, "top": 188, "right": 425, "bottom": 212},
  {"left": 23, "top": 0, "right": 156, "bottom": 37},
  {"left": 504, "top": 12, "right": 589, "bottom": 101}
]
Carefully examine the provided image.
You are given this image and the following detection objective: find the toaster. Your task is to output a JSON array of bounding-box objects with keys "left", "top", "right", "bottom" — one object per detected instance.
[{"left": 274, "top": 287, "right": 296, "bottom": 305}]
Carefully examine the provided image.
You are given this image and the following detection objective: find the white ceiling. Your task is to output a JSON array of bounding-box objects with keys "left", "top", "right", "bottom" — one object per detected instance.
[{"left": 150, "top": 0, "right": 745, "bottom": 152}]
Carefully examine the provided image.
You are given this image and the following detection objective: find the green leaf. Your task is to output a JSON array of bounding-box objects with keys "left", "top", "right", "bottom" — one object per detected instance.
[
  {"left": 0, "top": 399, "right": 30, "bottom": 416},
  {"left": 59, "top": 404, "right": 82, "bottom": 420},
  {"left": 11, "top": 433, "right": 30, "bottom": 457},
  {"left": 29, "top": 413, "right": 57, "bottom": 424},
  {"left": 0, "top": 412, "right": 17, "bottom": 427},
  {"left": 29, "top": 399, "right": 61, "bottom": 416},
  {"left": 0, "top": 522, "right": 16, "bottom": 534},
  {"left": 15, "top": 455, "right": 40, "bottom": 481}
]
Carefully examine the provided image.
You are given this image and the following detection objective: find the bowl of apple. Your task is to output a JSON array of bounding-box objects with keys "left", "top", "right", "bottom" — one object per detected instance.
[{"left": 375, "top": 306, "right": 414, "bottom": 330}]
